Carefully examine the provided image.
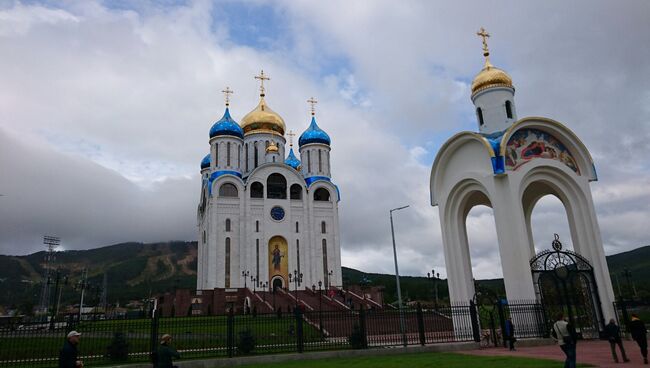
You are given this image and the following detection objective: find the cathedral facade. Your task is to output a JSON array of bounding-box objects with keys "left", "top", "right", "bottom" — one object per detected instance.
[{"left": 196, "top": 74, "right": 342, "bottom": 293}]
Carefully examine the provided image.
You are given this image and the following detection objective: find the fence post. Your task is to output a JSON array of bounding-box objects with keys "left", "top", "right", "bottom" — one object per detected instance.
[
  {"left": 496, "top": 301, "right": 506, "bottom": 347},
  {"left": 359, "top": 305, "right": 368, "bottom": 349},
  {"left": 416, "top": 303, "right": 426, "bottom": 346},
  {"left": 149, "top": 311, "right": 159, "bottom": 363},
  {"left": 295, "top": 307, "right": 304, "bottom": 353},
  {"left": 469, "top": 300, "right": 481, "bottom": 343},
  {"left": 227, "top": 308, "right": 234, "bottom": 358}
]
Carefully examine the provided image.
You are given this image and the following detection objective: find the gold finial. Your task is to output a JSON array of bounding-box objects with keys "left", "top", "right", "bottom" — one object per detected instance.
[
  {"left": 307, "top": 97, "right": 318, "bottom": 116},
  {"left": 221, "top": 86, "right": 233, "bottom": 107},
  {"left": 476, "top": 27, "right": 490, "bottom": 59},
  {"left": 287, "top": 130, "right": 295, "bottom": 147},
  {"left": 254, "top": 70, "right": 270, "bottom": 97}
]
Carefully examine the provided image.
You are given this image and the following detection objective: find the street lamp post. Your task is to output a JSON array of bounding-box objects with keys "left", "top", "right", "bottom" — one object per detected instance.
[
  {"left": 390, "top": 205, "right": 409, "bottom": 347},
  {"left": 289, "top": 270, "right": 303, "bottom": 308},
  {"left": 427, "top": 270, "right": 441, "bottom": 307},
  {"left": 251, "top": 276, "right": 257, "bottom": 294},
  {"left": 261, "top": 281, "right": 268, "bottom": 302},
  {"left": 242, "top": 270, "right": 249, "bottom": 289},
  {"left": 318, "top": 280, "right": 324, "bottom": 334}
]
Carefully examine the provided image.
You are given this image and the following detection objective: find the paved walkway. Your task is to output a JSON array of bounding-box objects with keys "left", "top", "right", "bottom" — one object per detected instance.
[{"left": 462, "top": 340, "right": 648, "bottom": 367}]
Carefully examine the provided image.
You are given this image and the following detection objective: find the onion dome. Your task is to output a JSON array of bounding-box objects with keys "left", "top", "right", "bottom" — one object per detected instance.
[
  {"left": 209, "top": 108, "right": 243, "bottom": 139},
  {"left": 266, "top": 141, "right": 279, "bottom": 153},
  {"left": 285, "top": 147, "right": 301, "bottom": 170},
  {"left": 200, "top": 153, "right": 211, "bottom": 169},
  {"left": 240, "top": 96, "right": 286, "bottom": 136},
  {"left": 299, "top": 116, "right": 330, "bottom": 147},
  {"left": 471, "top": 59, "right": 513, "bottom": 95}
]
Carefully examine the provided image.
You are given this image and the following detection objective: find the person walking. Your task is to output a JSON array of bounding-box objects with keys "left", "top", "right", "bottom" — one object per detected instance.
[
  {"left": 59, "top": 330, "right": 83, "bottom": 368},
  {"left": 155, "top": 334, "right": 180, "bottom": 368},
  {"left": 605, "top": 318, "right": 630, "bottom": 363},
  {"left": 504, "top": 317, "right": 516, "bottom": 351},
  {"left": 629, "top": 313, "right": 648, "bottom": 364},
  {"left": 553, "top": 313, "right": 577, "bottom": 368}
]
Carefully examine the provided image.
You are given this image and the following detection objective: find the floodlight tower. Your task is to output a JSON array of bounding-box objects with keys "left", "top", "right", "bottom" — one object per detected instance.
[{"left": 38, "top": 236, "right": 60, "bottom": 313}]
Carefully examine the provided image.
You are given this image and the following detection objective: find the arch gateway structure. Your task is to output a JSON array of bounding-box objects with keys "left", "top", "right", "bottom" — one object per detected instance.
[
  {"left": 429, "top": 30, "right": 615, "bottom": 330},
  {"left": 197, "top": 72, "right": 342, "bottom": 294}
]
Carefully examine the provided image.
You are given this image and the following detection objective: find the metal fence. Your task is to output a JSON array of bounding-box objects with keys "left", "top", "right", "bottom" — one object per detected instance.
[
  {"left": 0, "top": 301, "right": 548, "bottom": 367},
  {"left": 613, "top": 299, "right": 650, "bottom": 335}
]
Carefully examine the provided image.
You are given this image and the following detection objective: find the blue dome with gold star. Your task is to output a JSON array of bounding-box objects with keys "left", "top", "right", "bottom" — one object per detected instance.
[
  {"left": 209, "top": 108, "right": 243, "bottom": 139},
  {"left": 200, "top": 153, "right": 211, "bottom": 169},
  {"left": 299, "top": 116, "right": 330, "bottom": 147},
  {"left": 285, "top": 147, "right": 301, "bottom": 170}
]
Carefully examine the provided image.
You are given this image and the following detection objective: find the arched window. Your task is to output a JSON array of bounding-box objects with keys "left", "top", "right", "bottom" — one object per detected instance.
[
  {"left": 307, "top": 150, "right": 311, "bottom": 172},
  {"left": 227, "top": 142, "right": 231, "bottom": 167},
  {"left": 215, "top": 143, "right": 219, "bottom": 166},
  {"left": 218, "top": 183, "right": 238, "bottom": 197},
  {"left": 314, "top": 188, "right": 331, "bottom": 201},
  {"left": 255, "top": 220, "right": 260, "bottom": 232},
  {"left": 238, "top": 145, "right": 241, "bottom": 168},
  {"left": 295, "top": 221, "right": 299, "bottom": 233},
  {"left": 245, "top": 143, "right": 249, "bottom": 171},
  {"left": 477, "top": 107, "right": 484, "bottom": 126},
  {"left": 505, "top": 100, "right": 513, "bottom": 119},
  {"left": 250, "top": 182, "right": 264, "bottom": 198},
  {"left": 225, "top": 238, "right": 231, "bottom": 288},
  {"left": 318, "top": 150, "right": 322, "bottom": 172},
  {"left": 254, "top": 142, "right": 258, "bottom": 168},
  {"left": 225, "top": 218, "right": 231, "bottom": 232},
  {"left": 321, "top": 221, "right": 326, "bottom": 234},
  {"left": 290, "top": 184, "right": 302, "bottom": 200},
  {"left": 202, "top": 231, "right": 206, "bottom": 243},
  {"left": 267, "top": 173, "right": 287, "bottom": 199}
]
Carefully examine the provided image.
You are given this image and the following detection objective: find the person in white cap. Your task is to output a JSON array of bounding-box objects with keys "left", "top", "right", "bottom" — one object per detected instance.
[{"left": 59, "top": 330, "right": 83, "bottom": 367}]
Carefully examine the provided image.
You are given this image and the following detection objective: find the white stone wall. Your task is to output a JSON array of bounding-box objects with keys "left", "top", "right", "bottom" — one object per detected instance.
[
  {"left": 471, "top": 87, "right": 517, "bottom": 135},
  {"left": 299, "top": 143, "right": 331, "bottom": 178}
]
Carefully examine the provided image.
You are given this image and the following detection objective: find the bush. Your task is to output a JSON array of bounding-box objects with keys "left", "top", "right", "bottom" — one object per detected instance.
[
  {"left": 237, "top": 328, "right": 256, "bottom": 355},
  {"left": 348, "top": 323, "right": 365, "bottom": 349},
  {"left": 107, "top": 331, "right": 129, "bottom": 361}
]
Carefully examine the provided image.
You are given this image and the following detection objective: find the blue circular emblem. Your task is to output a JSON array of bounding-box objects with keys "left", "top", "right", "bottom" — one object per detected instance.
[{"left": 270, "top": 206, "right": 285, "bottom": 221}]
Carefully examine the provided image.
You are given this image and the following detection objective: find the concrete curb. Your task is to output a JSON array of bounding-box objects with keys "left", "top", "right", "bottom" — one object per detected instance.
[{"left": 106, "top": 341, "right": 480, "bottom": 368}]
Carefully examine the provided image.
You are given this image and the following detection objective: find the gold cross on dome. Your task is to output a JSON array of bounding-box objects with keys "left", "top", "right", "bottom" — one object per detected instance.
[
  {"left": 476, "top": 27, "right": 490, "bottom": 57},
  {"left": 287, "top": 130, "right": 295, "bottom": 147},
  {"left": 221, "top": 86, "right": 233, "bottom": 106},
  {"left": 307, "top": 97, "right": 318, "bottom": 116},
  {"left": 254, "top": 70, "right": 270, "bottom": 96}
]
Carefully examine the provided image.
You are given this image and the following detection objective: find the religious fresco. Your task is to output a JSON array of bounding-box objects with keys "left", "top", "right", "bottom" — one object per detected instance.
[
  {"left": 268, "top": 236, "right": 288, "bottom": 288},
  {"left": 505, "top": 128, "right": 580, "bottom": 174}
]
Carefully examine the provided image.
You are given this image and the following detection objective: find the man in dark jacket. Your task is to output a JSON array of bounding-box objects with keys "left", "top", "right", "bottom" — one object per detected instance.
[
  {"left": 155, "top": 334, "right": 180, "bottom": 368},
  {"left": 504, "top": 318, "right": 516, "bottom": 351},
  {"left": 629, "top": 313, "right": 648, "bottom": 364},
  {"left": 59, "top": 330, "right": 83, "bottom": 368},
  {"left": 605, "top": 319, "right": 629, "bottom": 363}
]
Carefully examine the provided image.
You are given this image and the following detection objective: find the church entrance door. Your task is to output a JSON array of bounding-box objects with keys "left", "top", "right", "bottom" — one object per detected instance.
[{"left": 268, "top": 236, "right": 288, "bottom": 290}]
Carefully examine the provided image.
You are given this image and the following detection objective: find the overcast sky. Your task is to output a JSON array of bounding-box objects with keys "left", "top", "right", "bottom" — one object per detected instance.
[{"left": 1, "top": 0, "right": 649, "bottom": 279}]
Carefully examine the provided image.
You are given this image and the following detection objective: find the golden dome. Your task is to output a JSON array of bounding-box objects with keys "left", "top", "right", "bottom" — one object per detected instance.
[
  {"left": 240, "top": 96, "right": 286, "bottom": 136},
  {"left": 471, "top": 59, "right": 513, "bottom": 95},
  {"left": 266, "top": 141, "right": 279, "bottom": 153}
]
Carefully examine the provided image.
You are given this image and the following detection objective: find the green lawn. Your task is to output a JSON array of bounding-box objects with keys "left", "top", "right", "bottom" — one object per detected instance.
[{"left": 237, "top": 351, "right": 592, "bottom": 368}]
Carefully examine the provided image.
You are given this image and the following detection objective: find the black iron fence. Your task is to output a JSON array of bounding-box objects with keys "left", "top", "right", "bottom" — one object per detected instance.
[
  {"left": 613, "top": 299, "right": 650, "bottom": 335},
  {"left": 0, "top": 301, "right": 548, "bottom": 367}
]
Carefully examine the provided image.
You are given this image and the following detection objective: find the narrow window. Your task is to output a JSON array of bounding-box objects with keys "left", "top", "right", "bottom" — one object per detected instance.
[
  {"left": 322, "top": 239, "right": 329, "bottom": 288},
  {"left": 296, "top": 239, "right": 301, "bottom": 275},
  {"left": 273, "top": 156, "right": 276, "bottom": 162},
  {"left": 215, "top": 143, "right": 219, "bottom": 166},
  {"left": 318, "top": 150, "right": 322, "bottom": 172},
  {"left": 321, "top": 221, "right": 326, "bottom": 234},
  {"left": 256, "top": 239, "right": 260, "bottom": 285},
  {"left": 227, "top": 142, "right": 231, "bottom": 167},
  {"left": 202, "top": 231, "right": 206, "bottom": 243},
  {"left": 225, "top": 219, "right": 231, "bottom": 232},
  {"left": 254, "top": 142, "right": 258, "bottom": 168},
  {"left": 238, "top": 145, "right": 241, "bottom": 168},
  {"left": 477, "top": 107, "right": 484, "bottom": 126},
  {"left": 505, "top": 100, "right": 513, "bottom": 119},
  {"left": 255, "top": 220, "right": 259, "bottom": 233},
  {"left": 225, "top": 238, "right": 231, "bottom": 288},
  {"left": 307, "top": 150, "right": 311, "bottom": 172},
  {"left": 295, "top": 221, "right": 299, "bottom": 233},
  {"left": 245, "top": 143, "right": 249, "bottom": 172}
]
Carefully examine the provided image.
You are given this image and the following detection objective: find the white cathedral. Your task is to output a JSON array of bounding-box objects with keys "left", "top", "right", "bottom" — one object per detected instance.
[{"left": 196, "top": 72, "right": 342, "bottom": 293}]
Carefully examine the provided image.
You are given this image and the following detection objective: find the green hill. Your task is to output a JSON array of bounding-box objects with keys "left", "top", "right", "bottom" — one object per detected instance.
[{"left": 0, "top": 242, "right": 648, "bottom": 311}]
